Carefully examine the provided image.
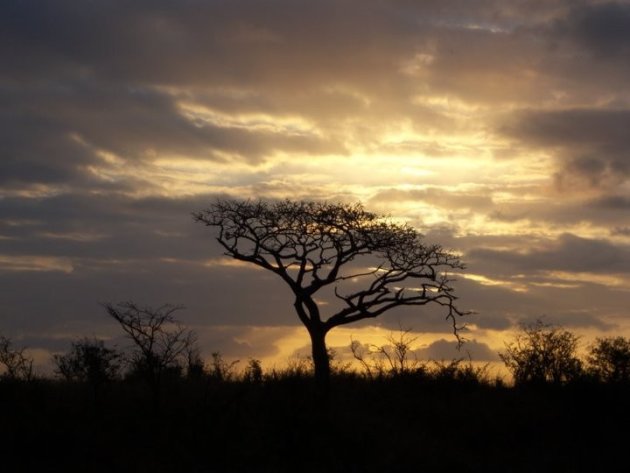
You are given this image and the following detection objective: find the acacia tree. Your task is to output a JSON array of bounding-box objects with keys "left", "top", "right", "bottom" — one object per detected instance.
[{"left": 194, "top": 199, "right": 466, "bottom": 387}]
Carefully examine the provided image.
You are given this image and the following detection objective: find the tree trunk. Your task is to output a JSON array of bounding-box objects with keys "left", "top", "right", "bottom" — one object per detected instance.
[{"left": 308, "top": 324, "right": 330, "bottom": 391}]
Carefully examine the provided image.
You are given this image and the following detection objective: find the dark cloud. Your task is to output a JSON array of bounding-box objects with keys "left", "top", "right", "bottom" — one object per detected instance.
[
  {"left": 558, "top": 2, "right": 630, "bottom": 58},
  {"left": 0, "top": 0, "right": 578, "bottom": 122},
  {"left": 1, "top": 0, "right": 416, "bottom": 89},
  {"left": 0, "top": 193, "right": 217, "bottom": 261},
  {"left": 469, "top": 233, "right": 630, "bottom": 274},
  {"left": 594, "top": 195, "right": 630, "bottom": 209},
  {"left": 0, "top": 257, "right": 298, "bottom": 333},
  {"left": 514, "top": 311, "right": 616, "bottom": 331},
  {"left": 416, "top": 338, "right": 499, "bottom": 362},
  {"left": 0, "top": 80, "right": 343, "bottom": 190},
  {"left": 500, "top": 108, "right": 630, "bottom": 189}
]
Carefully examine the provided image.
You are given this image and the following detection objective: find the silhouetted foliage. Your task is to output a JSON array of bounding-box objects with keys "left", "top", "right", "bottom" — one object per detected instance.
[
  {"left": 243, "top": 358, "right": 263, "bottom": 384},
  {"left": 429, "top": 358, "right": 491, "bottom": 386},
  {"left": 54, "top": 337, "right": 122, "bottom": 385},
  {"left": 207, "top": 351, "right": 239, "bottom": 381},
  {"left": 587, "top": 336, "right": 630, "bottom": 383},
  {"left": 500, "top": 319, "right": 583, "bottom": 385},
  {"left": 194, "top": 199, "right": 467, "bottom": 388},
  {"left": 3, "top": 327, "right": 630, "bottom": 472},
  {"left": 350, "top": 329, "right": 493, "bottom": 387},
  {"left": 104, "top": 301, "right": 197, "bottom": 403},
  {"left": 184, "top": 343, "right": 206, "bottom": 379},
  {"left": 0, "top": 333, "right": 33, "bottom": 381},
  {"left": 351, "top": 329, "right": 423, "bottom": 378},
  {"left": 267, "top": 356, "right": 313, "bottom": 382}
]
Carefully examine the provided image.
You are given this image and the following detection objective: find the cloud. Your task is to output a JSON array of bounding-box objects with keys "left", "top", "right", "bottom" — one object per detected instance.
[
  {"left": 594, "top": 195, "right": 630, "bottom": 210},
  {"left": 557, "top": 2, "right": 630, "bottom": 58},
  {"left": 416, "top": 338, "right": 499, "bottom": 362},
  {"left": 0, "top": 80, "right": 344, "bottom": 193},
  {"left": 514, "top": 311, "right": 616, "bottom": 331},
  {"left": 369, "top": 187, "right": 494, "bottom": 211},
  {"left": 468, "top": 233, "right": 630, "bottom": 274},
  {"left": 2, "top": 0, "right": 630, "bottom": 367},
  {"left": 500, "top": 108, "right": 630, "bottom": 191}
]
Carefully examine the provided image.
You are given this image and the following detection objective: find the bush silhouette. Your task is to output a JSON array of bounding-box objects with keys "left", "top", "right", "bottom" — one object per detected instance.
[
  {"left": 0, "top": 333, "right": 33, "bottom": 381},
  {"left": 500, "top": 319, "right": 582, "bottom": 385},
  {"left": 587, "top": 336, "right": 630, "bottom": 383},
  {"left": 54, "top": 337, "right": 122, "bottom": 384},
  {"left": 104, "top": 301, "right": 197, "bottom": 406}
]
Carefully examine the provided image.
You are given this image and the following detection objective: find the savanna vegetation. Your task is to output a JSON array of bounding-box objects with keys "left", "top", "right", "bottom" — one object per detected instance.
[{"left": 1, "top": 315, "right": 630, "bottom": 473}]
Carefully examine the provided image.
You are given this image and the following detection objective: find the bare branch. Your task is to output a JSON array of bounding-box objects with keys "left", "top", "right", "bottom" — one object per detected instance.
[
  {"left": 0, "top": 334, "right": 33, "bottom": 381},
  {"left": 104, "top": 301, "right": 197, "bottom": 389},
  {"left": 194, "top": 199, "right": 468, "bottom": 385}
]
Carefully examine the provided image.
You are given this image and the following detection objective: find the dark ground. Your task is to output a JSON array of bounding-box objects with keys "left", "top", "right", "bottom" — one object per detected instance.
[{"left": 1, "top": 375, "right": 627, "bottom": 473}]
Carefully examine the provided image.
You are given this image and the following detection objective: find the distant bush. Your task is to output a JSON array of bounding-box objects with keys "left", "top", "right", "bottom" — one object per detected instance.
[
  {"left": 243, "top": 358, "right": 263, "bottom": 384},
  {"left": 104, "top": 301, "right": 198, "bottom": 405},
  {"left": 0, "top": 333, "right": 33, "bottom": 381},
  {"left": 429, "top": 358, "right": 493, "bottom": 386},
  {"left": 267, "top": 356, "right": 313, "bottom": 381},
  {"left": 587, "top": 336, "right": 630, "bottom": 383},
  {"left": 54, "top": 337, "right": 122, "bottom": 385},
  {"left": 207, "top": 352, "right": 240, "bottom": 382},
  {"left": 500, "top": 319, "right": 583, "bottom": 385}
]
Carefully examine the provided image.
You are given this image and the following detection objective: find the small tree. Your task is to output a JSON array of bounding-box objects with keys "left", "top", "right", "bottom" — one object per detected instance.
[
  {"left": 0, "top": 334, "right": 33, "bottom": 381},
  {"left": 500, "top": 319, "right": 582, "bottom": 385},
  {"left": 243, "top": 358, "right": 264, "bottom": 384},
  {"left": 587, "top": 337, "right": 630, "bottom": 383},
  {"left": 377, "top": 329, "right": 421, "bottom": 376},
  {"left": 54, "top": 337, "right": 122, "bottom": 385},
  {"left": 351, "top": 329, "right": 422, "bottom": 378},
  {"left": 104, "top": 302, "right": 197, "bottom": 402},
  {"left": 194, "top": 199, "right": 466, "bottom": 388},
  {"left": 207, "top": 352, "right": 240, "bottom": 382},
  {"left": 184, "top": 343, "right": 206, "bottom": 379}
]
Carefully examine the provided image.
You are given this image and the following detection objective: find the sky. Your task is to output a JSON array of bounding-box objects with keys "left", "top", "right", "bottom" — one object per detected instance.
[{"left": 1, "top": 0, "right": 630, "bottom": 372}]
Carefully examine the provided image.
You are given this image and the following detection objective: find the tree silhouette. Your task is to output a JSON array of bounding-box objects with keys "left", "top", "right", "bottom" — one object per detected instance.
[
  {"left": 54, "top": 337, "right": 122, "bottom": 401},
  {"left": 194, "top": 199, "right": 466, "bottom": 387},
  {"left": 500, "top": 319, "right": 582, "bottom": 385},
  {"left": 0, "top": 333, "right": 33, "bottom": 381},
  {"left": 350, "top": 328, "right": 422, "bottom": 378},
  {"left": 104, "top": 302, "right": 196, "bottom": 405},
  {"left": 587, "top": 336, "right": 630, "bottom": 383}
]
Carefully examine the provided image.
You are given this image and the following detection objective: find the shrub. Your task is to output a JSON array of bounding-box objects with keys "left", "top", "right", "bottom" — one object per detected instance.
[
  {"left": 500, "top": 319, "right": 582, "bottom": 385},
  {"left": 587, "top": 336, "right": 630, "bottom": 383},
  {"left": 54, "top": 337, "right": 122, "bottom": 385}
]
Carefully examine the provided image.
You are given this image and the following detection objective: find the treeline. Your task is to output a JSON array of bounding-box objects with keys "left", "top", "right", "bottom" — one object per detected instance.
[
  {"left": 2, "top": 304, "right": 630, "bottom": 391},
  {"left": 2, "top": 307, "right": 630, "bottom": 472}
]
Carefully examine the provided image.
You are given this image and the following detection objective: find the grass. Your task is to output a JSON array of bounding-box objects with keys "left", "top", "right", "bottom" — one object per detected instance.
[{"left": 1, "top": 369, "right": 628, "bottom": 472}]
